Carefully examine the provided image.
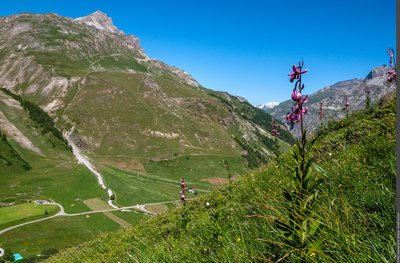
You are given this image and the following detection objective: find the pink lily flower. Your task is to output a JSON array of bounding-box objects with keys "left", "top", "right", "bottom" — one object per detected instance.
[
  {"left": 291, "top": 89, "right": 302, "bottom": 101},
  {"left": 285, "top": 111, "right": 295, "bottom": 123},
  {"left": 300, "top": 94, "right": 308, "bottom": 105},
  {"left": 271, "top": 120, "right": 279, "bottom": 136},
  {"left": 286, "top": 105, "right": 307, "bottom": 130},
  {"left": 291, "top": 89, "right": 308, "bottom": 105},
  {"left": 293, "top": 105, "right": 308, "bottom": 116},
  {"left": 302, "top": 106, "right": 308, "bottom": 115},
  {"left": 388, "top": 68, "right": 396, "bottom": 82},
  {"left": 288, "top": 64, "right": 309, "bottom": 83}
]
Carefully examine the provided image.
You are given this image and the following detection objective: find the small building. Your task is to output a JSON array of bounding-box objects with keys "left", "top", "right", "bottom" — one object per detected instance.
[{"left": 13, "top": 253, "right": 23, "bottom": 261}]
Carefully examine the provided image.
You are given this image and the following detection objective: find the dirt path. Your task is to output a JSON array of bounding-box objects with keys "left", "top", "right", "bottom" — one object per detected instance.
[
  {"left": 84, "top": 198, "right": 131, "bottom": 229},
  {"left": 0, "top": 200, "right": 177, "bottom": 235}
]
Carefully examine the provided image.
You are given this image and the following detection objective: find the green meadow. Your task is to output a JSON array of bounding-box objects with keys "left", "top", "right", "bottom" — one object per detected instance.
[
  {"left": 0, "top": 203, "right": 59, "bottom": 228},
  {"left": 0, "top": 214, "right": 122, "bottom": 261}
]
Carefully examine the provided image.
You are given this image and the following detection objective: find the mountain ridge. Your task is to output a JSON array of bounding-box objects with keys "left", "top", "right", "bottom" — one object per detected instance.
[{"left": 266, "top": 65, "right": 395, "bottom": 136}]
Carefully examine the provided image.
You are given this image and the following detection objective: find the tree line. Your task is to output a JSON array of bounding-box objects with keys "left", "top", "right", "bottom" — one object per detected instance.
[{"left": 0, "top": 88, "right": 70, "bottom": 150}]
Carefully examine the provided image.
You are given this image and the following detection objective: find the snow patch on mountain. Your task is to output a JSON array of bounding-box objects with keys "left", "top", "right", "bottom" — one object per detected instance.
[{"left": 257, "top": 102, "right": 280, "bottom": 110}]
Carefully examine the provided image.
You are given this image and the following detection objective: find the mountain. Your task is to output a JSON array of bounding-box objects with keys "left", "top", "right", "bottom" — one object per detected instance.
[
  {"left": 265, "top": 66, "right": 395, "bottom": 137},
  {"left": 45, "top": 95, "right": 396, "bottom": 263},
  {"left": 0, "top": 11, "right": 295, "bottom": 259},
  {"left": 257, "top": 101, "right": 279, "bottom": 110},
  {"left": 0, "top": 11, "right": 294, "bottom": 170}
]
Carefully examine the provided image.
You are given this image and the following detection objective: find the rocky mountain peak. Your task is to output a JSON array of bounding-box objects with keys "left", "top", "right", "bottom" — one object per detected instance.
[
  {"left": 75, "top": 10, "right": 121, "bottom": 34},
  {"left": 366, "top": 66, "right": 390, "bottom": 79}
]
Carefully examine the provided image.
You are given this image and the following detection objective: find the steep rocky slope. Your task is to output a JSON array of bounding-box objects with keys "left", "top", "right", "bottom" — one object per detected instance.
[{"left": 266, "top": 66, "right": 395, "bottom": 137}]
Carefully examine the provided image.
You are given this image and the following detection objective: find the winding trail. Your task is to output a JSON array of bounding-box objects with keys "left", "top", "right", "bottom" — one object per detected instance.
[{"left": 0, "top": 200, "right": 177, "bottom": 235}]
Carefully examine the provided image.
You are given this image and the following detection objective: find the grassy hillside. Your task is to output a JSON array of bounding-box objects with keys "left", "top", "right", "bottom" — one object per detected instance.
[
  {"left": 0, "top": 91, "right": 146, "bottom": 260},
  {"left": 0, "top": 131, "right": 31, "bottom": 172},
  {"left": 0, "top": 89, "right": 108, "bottom": 212},
  {"left": 47, "top": 97, "right": 395, "bottom": 262}
]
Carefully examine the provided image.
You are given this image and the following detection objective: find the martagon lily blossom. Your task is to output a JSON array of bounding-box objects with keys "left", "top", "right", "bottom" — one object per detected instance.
[
  {"left": 286, "top": 60, "right": 309, "bottom": 130},
  {"left": 291, "top": 89, "right": 308, "bottom": 104},
  {"left": 288, "top": 64, "right": 309, "bottom": 83},
  {"left": 286, "top": 105, "right": 308, "bottom": 130},
  {"left": 387, "top": 68, "right": 396, "bottom": 82}
]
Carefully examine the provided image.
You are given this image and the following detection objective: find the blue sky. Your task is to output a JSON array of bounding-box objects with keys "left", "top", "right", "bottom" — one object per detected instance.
[{"left": 0, "top": 0, "right": 396, "bottom": 105}]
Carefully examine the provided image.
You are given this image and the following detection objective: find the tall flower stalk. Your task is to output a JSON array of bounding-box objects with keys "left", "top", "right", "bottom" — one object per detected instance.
[
  {"left": 180, "top": 178, "right": 188, "bottom": 204},
  {"left": 319, "top": 103, "right": 323, "bottom": 122},
  {"left": 387, "top": 47, "right": 396, "bottom": 82},
  {"left": 342, "top": 96, "right": 349, "bottom": 117},
  {"left": 223, "top": 160, "right": 232, "bottom": 184},
  {"left": 274, "top": 61, "right": 323, "bottom": 259},
  {"left": 271, "top": 119, "right": 281, "bottom": 164}
]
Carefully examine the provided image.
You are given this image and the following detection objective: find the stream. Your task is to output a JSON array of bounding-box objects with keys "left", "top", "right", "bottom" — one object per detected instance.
[{"left": 64, "top": 128, "right": 118, "bottom": 209}]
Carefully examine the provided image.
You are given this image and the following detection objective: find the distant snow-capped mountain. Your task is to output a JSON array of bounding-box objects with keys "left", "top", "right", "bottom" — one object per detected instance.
[{"left": 257, "top": 102, "right": 280, "bottom": 110}]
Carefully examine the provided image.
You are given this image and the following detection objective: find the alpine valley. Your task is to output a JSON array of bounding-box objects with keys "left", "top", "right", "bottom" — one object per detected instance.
[
  {"left": 0, "top": 10, "right": 395, "bottom": 263},
  {"left": 0, "top": 11, "right": 294, "bottom": 260}
]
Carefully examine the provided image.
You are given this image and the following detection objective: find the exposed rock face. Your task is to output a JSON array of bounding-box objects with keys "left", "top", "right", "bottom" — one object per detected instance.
[
  {"left": 266, "top": 66, "right": 395, "bottom": 137},
  {"left": 75, "top": 11, "right": 121, "bottom": 34},
  {"left": 0, "top": 11, "right": 198, "bottom": 95},
  {"left": 74, "top": 11, "right": 199, "bottom": 87}
]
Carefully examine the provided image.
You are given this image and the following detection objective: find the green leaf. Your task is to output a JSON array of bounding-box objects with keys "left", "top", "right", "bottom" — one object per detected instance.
[
  {"left": 312, "top": 163, "right": 328, "bottom": 178},
  {"left": 308, "top": 219, "right": 321, "bottom": 236}
]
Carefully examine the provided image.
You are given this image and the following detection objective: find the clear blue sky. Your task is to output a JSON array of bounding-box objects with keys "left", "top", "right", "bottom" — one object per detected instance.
[{"left": 0, "top": 0, "right": 396, "bottom": 105}]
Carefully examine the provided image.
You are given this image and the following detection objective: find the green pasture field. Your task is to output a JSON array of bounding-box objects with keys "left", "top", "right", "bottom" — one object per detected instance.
[
  {"left": 0, "top": 203, "right": 59, "bottom": 228},
  {"left": 0, "top": 213, "right": 121, "bottom": 261}
]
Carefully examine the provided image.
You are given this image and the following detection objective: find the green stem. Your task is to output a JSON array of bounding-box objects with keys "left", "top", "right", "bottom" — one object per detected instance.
[{"left": 298, "top": 76, "right": 306, "bottom": 190}]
